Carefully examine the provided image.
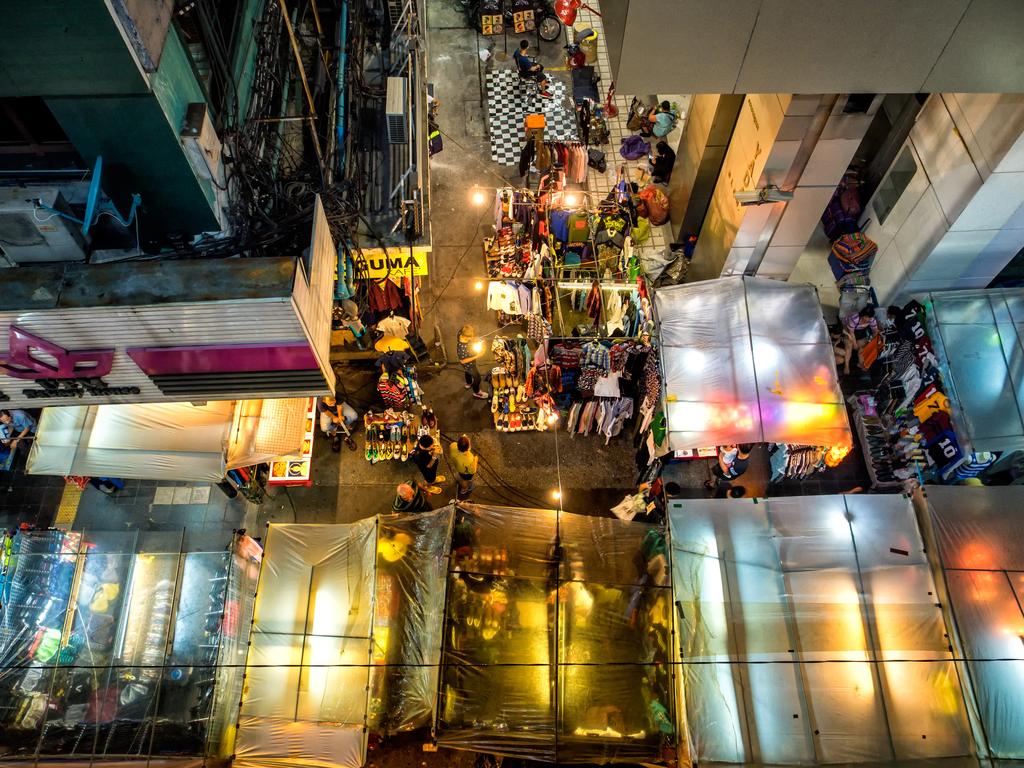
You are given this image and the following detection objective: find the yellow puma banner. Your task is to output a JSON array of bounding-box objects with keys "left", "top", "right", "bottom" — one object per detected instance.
[{"left": 353, "top": 246, "right": 430, "bottom": 279}]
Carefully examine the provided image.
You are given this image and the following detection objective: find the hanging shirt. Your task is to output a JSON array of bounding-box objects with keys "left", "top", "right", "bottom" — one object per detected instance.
[
  {"left": 594, "top": 371, "right": 622, "bottom": 398},
  {"left": 487, "top": 282, "right": 522, "bottom": 314},
  {"left": 376, "top": 314, "right": 412, "bottom": 338},
  {"left": 367, "top": 279, "right": 403, "bottom": 314}
]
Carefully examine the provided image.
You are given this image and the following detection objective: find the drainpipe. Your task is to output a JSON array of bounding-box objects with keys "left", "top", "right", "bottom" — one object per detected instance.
[
  {"left": 337, "top": 0, "right": 349, "bottom": 175},
  {"left": 743, "top": 95, "right": 839, "bottom": 277}
]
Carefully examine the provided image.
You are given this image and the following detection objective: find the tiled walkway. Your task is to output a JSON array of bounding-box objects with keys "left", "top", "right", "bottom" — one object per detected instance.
[{"left": 571, "top": 0, "right": 678, "bottom": 255}]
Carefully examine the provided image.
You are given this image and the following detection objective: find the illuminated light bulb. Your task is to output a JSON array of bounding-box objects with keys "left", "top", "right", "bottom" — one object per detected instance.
[
  {"left": 474, "top": 280, "right": 484, "bottom": 291},
  {"left": 552, "top": 489, "right": 562, "bottom": 500},
  {"left": 471, "top": 190, "right": 487, "bottom": 206},
  {"left": 471, "top": 341, "right": 483, "bottom": 353},
  {"left": 563, "top": 192, "right": 579, "bottom": 207},
  {"left": 547, "top": 412, "right": 559, "bottom": 424}
]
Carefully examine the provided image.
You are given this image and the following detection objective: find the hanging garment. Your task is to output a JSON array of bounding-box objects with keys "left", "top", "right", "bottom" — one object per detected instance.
[
  {"left": 487, "top": 282, "right": 523, "bottom": 314},
  {"left": 585, "top": 281, "right": 602, "bottom": 321},
  {"left": 367, "top": 278, "right": 403, "bottom": 314},
  {"left": 594, "top": 371, "right": 622, "bottom": 398},
  {"left": 376, "top": 314, "right": 411, "bottom": 338},
  {"left": 581, "top": 340, "right": 610, "bottom": 372}
]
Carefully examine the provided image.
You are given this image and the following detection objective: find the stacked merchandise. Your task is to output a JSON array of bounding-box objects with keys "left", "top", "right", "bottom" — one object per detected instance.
[
  {"left": 847, "top": 394, "right": 912, "bottom": 489},
  {"left": 227, "top": 464, "right": 268, "bottom": 503},
  {"left": 860, "top": 300, "right": 985, "bottom": 483},
  {"left": 829, "top": 232, "right": 877, "bottom": 286},
  {"left": 377, "top": 368, "right": 421, "bottom": 408},
  {"left": 483, "top": 230, "right": 537, "bottom": 279},
  {"left": 820, "top": 171, "right": 877, "bottom": 287},
  {"left": 769, "top": 444, "right": 825, "bottom": 481},
  {"left": 364, "top": 410, "right": 414, "bottom": 463},
  {"left": 490, "top": 337, "right": 538, "bottom": 432}
]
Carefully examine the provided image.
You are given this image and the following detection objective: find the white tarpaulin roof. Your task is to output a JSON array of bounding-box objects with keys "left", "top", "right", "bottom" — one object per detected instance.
[
  {"left": 27, "top": 398, "right": 307, "bottom": 482},
  {"left": 669, "top": 494, "right": 973, "bottom": 766},
  {"left": 925, "top": 486, "right": 1024, "bottom": 759},
  {"left": 235, "top": 512, "right": 453, "bottom": 768},
  {"left": 655, "top": 277, "right": 851, "bottom": 450},
  {"left": 922, "top": 288, "right": 1024, "bottom": 453}
]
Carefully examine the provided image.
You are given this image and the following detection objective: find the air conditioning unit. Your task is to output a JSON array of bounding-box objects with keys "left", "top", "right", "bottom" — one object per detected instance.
[
  {"left": 386, "top": 77, "right": 408, "bottom": 145},
  {"left": 181, "top": 102, "right": 223, "bottom": 182},
  {"left": 0, "top": 187, "right": 87, "bottom": 264}
]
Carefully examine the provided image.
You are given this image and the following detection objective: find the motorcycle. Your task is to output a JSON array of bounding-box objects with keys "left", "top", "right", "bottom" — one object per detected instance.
[{"left": 459, "top": 0, "right": 563, "bottom": 42}]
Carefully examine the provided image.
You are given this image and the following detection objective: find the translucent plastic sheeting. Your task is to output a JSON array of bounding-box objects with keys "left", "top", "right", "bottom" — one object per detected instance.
[
  {"left": 656, "top": 276, "right": 851, "bottom": 450},
  {"left": 370, "top": 508, "right": 454, "bottom": 734},
  {"left": 926, "top": 486, "right": 1024, "bottom": 759},
  {"left": 0, "top": 530, "right": 256, "bottom": 762},
  {"left": 923, "top": 288, "right": 1024, "bottom": 453},
  {"left": 669, "top": 495, "right": 972, "bottom": 767},
  {"left": 236, "top": 511, "right": 454, "bottom": 768},
  {"left": 237, "top": 520, "right": 375, "bottom": 768},
  {"left": 437, "top": 504, "right": 674, "bottom": 764},
  {"left": 28, "top": 402, "right": 234, "bottom": 482}
]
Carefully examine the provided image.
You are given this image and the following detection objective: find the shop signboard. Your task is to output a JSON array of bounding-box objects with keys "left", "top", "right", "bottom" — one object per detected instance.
[
  {"left": 267, "top": 397, "right": 316, "bottom": 486},
  {"left": 353, "top": 246, "right": 430, "bottom": 280},
  {"left": 0, "top": 201, "right": 336, "bottom": 409}
]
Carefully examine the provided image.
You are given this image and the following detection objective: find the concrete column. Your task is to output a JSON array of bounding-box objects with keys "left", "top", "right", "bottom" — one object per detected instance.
[
  {"left": 687, "top": 93, "right": 877, "bottom": 282},
  {"left": 665, "top": 94, "right": 743, "bottom": 244}
]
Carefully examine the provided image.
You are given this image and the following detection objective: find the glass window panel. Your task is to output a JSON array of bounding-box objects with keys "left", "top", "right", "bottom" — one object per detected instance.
[
  {"left": 945, "top": 570, "right": 1023, "bottom": 661},
  {"left": 967, "top": 660, "right": 1024, "bottom": 757},
  {"left": 872, "top": 146, "right": 917, "bottom": 225},
  {"left": 558, "top": 663, "right": 665, "bottom": 762},
  {"left": 864, "top": 566, "right": 951, "bottom": 660}
]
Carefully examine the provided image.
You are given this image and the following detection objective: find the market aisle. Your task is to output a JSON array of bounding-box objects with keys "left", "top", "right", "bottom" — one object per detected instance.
[{"left": 255, "top": 0, "right": 646, "bottom": 527}]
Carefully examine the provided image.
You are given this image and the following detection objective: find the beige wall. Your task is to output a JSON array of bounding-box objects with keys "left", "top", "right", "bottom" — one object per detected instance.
[
  {"left": 611, "top": 0, "right": 1024, "bottom": 95},
  {"left": 689, "top": 94, "right": 790, "bottom": 280}
]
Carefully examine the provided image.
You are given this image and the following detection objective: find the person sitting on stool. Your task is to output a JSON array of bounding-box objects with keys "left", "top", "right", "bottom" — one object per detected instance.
[{"left": 513, "top": 40, "right": 553, "bottom": 98}]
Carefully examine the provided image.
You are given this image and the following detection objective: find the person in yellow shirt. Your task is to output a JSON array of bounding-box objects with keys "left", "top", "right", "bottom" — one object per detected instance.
[{"left": 448, "top": 434, "right": 479, "bottom": 499}]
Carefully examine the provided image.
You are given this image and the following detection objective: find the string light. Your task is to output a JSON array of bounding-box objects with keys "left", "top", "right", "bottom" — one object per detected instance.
[
  {"left": 470, "top": 189, "right": 486, "bottom": 206},
  {"left": 471, "top": 341, "right": 483, "bottom": 353},
  {"left": 563, "top": 192, "right": 579, "bottom": 207},
  {"left": 474, "top": 280, "right": 484, "bottom": 291},
  {"left": 552, "top": 489, "right": 561, "bottom": 501}
]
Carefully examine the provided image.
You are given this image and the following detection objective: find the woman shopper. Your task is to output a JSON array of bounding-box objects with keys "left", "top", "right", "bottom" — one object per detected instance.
[
  {"left": 448, "top": 434, "right": 480, "bottom": 500},
  {"left": 456, "top": 325, "right": 489, "bottom": 400}
]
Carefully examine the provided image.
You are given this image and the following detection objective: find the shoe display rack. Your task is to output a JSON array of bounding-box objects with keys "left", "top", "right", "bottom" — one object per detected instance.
[
  {"left": 849, "top": 395, "right": 908, "bottom": 491},
  {"left": 490, "top": 371, "right": 542, "bottom": 432},
  {"left": 364, "top": 410, "right": 414, "bottom": 463}
]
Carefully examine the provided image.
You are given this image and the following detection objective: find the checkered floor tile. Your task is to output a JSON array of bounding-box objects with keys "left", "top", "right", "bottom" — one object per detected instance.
[{"left": 486, "top": 69, "right": 579, "bottom": 166}]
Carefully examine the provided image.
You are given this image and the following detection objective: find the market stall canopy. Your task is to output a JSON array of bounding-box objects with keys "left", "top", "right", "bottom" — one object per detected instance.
[
  {"left": 924, "top": 486, "right": 1024, "bottom": 759},
  {"left": 26, "top": 398, "right": 308, "bottom": 482},
  {"left": 655, "top": 276, "right": 851, "bottom": 450},
  {"left": 0, "top": 528, "right": 260, "bottom": 765},
  {"left": 921, "top": 288, "right": 1024, "bottom": 453},
  {"left": 234, "top": 510, "right": 453, "bottom": 768},
  {"left": 669, "top": 494, "right": 973, "bottom": 767},
  {"left": 437, "top": 504, "right": 675, "bottom": 764}
]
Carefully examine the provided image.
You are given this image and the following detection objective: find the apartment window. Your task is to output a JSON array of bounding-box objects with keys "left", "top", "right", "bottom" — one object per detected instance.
[{"left": 872, "top": 146, "right": 917, "bottom": 226}]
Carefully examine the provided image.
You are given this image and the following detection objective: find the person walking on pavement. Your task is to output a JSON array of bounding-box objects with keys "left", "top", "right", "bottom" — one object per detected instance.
[
  {"left": 409, "top": 434, "right": 445, "bottom": 493},
  {"left": 457, "top": 325, "right": 489, "bottom": 400},
  {"left": 449, "top": 434, "right": 479, "bottom": 499},
  {"left": 706, "top": 443, "right": 752, "bottom": 488}
]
